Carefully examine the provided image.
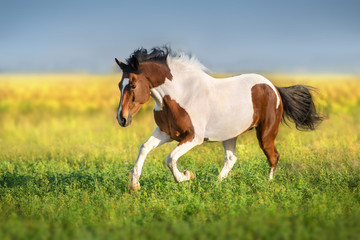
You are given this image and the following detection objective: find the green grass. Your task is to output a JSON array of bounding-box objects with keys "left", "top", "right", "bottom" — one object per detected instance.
[{"left": 0, "top": 74, "right": 359, "bottom": 239}]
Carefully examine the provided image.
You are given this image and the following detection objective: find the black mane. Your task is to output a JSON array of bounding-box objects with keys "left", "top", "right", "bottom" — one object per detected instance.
[{"left": 125, "top": 47, "right": 170, "bottom": 71}]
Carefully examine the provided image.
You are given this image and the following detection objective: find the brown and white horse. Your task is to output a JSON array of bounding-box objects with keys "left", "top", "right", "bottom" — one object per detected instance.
[{"left": 115, "top": 47, "right": 322, "bottom": 191}]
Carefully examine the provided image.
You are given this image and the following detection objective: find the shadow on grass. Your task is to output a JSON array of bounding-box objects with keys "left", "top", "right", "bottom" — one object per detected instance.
[{"left": 0, "top": 170, "right": 130, "bottom": 195}]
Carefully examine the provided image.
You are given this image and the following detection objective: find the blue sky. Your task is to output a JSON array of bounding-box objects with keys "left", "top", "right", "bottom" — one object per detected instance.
[{"left": 1, "top": 0, "right": 359, "bottom": 73}]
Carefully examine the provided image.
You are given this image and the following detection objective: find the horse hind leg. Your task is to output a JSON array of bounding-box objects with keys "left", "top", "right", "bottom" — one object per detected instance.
[
  {"left": 251, "top": 83, "right": 282, "bottom": 180},
  {"left": 219, "top": 137, "right": 238, "bottom": 181},
  {"left": 256, "top": 124, "right": 280, "bottom": 180}
]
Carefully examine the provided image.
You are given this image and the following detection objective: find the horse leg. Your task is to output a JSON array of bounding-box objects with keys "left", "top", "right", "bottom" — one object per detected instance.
[
  {"left": 166, "top": 138, "right": 202, "bottom": 182},
  {"left": 256, "top": 123, "right": 280, "bottom": 180},
  {"left": 130, "top": 127, "right": 172, "bottom": 191},
  {"left": 218, "top": 137, "right": 238, "bottom": 181}
]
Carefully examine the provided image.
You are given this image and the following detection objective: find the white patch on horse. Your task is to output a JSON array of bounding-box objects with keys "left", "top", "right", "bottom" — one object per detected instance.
[
  {"left": 117, "top": 78, "right": 129, "bottom": 119},
  {"left": 150, "top": 88, "right": 163, "bottom": 111}
]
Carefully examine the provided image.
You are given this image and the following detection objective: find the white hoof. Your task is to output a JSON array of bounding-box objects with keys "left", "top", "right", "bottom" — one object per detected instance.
[
  {"left": 182, "top": 170, "right": 195, "bottom": 181},
  {"left": 269, "top": 168, "right": 275, "bottom": 180}
]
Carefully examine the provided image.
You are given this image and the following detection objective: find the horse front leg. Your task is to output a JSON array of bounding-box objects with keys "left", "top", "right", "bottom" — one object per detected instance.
[
  {"left": 166, "top": 138, "right": 202, "bottom": 182},
  {"left": 130, "top": 127, "right": 171, "bottom": 191}
]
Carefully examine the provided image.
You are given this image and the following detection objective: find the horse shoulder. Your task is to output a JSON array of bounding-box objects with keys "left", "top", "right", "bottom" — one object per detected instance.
[{"left": 153, "top": 95, "right": 195, "bottom": 143}]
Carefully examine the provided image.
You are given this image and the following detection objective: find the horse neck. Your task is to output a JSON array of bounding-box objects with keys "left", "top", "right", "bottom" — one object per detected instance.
[
  {"left": 167, "top": 61, "right": 213, "bottom": 91},
  {"left": 141, "top": 62, "right": 173, "bottom": 88},
  {"left": 149, "top": 60, "right": 212, "bottom": 110}
]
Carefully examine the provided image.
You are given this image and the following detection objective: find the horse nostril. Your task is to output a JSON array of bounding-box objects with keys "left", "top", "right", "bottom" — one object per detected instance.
[{"left": 120, "top": 117, "right": 126, "bottom": 126}]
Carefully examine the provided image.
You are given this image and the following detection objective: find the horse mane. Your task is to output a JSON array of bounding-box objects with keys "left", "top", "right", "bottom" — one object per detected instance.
[
  {"left": 126, "top": 46, "right": 207, "bottom": 73},
  {"left": 167, "top": 50, "right": 207, "bottom": 72},
  {"left": 126, "top": 47, "right": 169, "bottom": 68}
]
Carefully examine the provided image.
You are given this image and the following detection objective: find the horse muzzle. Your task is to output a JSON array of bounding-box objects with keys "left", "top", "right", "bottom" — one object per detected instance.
[{"left": 117, "top": 113, "right": 132, "bottom": 127}]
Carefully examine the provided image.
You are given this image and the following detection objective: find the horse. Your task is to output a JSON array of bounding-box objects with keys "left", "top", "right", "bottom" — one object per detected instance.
[{"left": 115, "top": 47, "right": 323, "bottom": 191}]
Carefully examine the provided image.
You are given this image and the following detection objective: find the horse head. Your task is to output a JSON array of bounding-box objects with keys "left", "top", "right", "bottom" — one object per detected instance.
[
  {"left": 115, "top": 48, "right": 173, "bottom": 127},
  {"left": 115, "top": 56, "right": 151, "bottom": 127}
]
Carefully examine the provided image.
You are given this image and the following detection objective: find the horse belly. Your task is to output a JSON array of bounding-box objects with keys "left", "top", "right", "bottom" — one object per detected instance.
[{"left": 204, "top": 91, "right": 254, "bottom": 142}]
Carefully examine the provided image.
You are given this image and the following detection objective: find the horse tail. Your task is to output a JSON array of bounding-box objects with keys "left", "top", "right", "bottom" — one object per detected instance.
[{"left": 276, "top": 85, "right": 323, "bottom": 131}]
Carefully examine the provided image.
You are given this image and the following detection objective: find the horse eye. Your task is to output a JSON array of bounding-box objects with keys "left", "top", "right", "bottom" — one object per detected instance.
[{"left": 131, "top": 84, "right": 137, "bottom": 89}]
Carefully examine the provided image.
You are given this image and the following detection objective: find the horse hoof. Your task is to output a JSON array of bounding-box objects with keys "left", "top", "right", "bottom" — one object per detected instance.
[
  {"left": 129, "top": 183, "right": 141, "bottom": 193},
  {"left": 183, "top": 170, "right": 195, "bottom": 180}
]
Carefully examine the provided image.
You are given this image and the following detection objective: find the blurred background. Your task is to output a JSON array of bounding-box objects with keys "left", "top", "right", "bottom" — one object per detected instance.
[
  {"left": 1, "top": 0, "right": 359, "bottom": 74},
  {"left": 1, "top": 1, "right": 360, "bottom": 239}
]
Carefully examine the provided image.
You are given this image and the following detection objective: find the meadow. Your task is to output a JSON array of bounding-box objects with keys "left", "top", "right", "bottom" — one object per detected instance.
[{"left": 0, "top": 74, "right": 359, "bottom": 239}]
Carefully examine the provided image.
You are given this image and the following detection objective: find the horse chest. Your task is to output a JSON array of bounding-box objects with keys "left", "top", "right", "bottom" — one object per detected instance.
[{"left": 153, "top": 95, "right": 195, "bottom": 143}]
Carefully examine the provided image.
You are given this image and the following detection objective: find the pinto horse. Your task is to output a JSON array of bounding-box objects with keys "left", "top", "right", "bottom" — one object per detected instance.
[{"left": 115, "top": 47, "right": 322, "bottom": 191}]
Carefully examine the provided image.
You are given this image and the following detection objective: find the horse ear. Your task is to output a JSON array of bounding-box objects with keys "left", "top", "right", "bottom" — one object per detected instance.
[
  {"left": 115, "top": 58, "right": 127, "bottom": 70},
  {"left": 130, "top": 55, "right": 139, "bottom": 71}
]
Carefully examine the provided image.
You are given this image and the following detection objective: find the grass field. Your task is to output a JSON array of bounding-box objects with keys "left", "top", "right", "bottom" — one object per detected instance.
[{"left": 0, "top": 74, "right": 359, "bottom": 239}]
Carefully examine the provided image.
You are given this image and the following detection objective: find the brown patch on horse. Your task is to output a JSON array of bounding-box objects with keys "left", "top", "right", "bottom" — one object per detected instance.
[
  {"left": 250, "top": 84, "right": 283, "bottom": 130},
  {"left": 140, "top": 62, "right": 173, "bottom": 88},
  {"left": 233, "top": 84, "right": 281, "bottom": 137},
  {"left": 250, "top": 84, "right": 283, "bottom": 170},
  {"left": 154, "top": 95, "right": 194, "bottom": 143}
]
